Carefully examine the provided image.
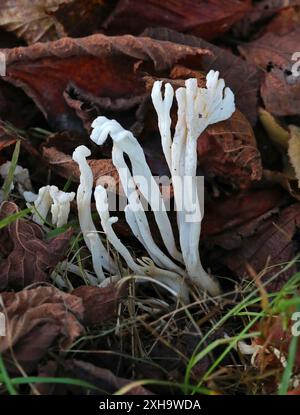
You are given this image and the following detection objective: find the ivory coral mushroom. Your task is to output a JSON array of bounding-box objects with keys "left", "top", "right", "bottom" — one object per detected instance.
[
  {"left": 24, "top": 185, "right": 75, "bottom": 227},
  {"left": 0, "top": 161, "right": 33, "bottom": 195},
  {"left": 151, "top": 70, "right": 235, "bottom": 295},
  {"left": 72, "top": 145, "right": 117, "bottom": 282},
  {"left": 91, "top": 117, "right": 183, "bottom": 264},
  {"left": 74, "top": 71, "right": 235, "bottom": 300},
  {"left": 49, "top": 186, "right": 75, "bottom": 228}
]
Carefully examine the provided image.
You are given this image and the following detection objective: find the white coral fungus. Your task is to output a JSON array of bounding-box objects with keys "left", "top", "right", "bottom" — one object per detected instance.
[
  {"left": 76, "top": 71, "right": 235, "bottom": 301},
  {"left": 24, "top": 185, "right": 75, "bottom": 228}
]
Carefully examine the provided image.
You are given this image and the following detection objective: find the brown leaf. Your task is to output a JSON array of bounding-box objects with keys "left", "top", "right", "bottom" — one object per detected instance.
[
  {"left": 0, "top": 34, "right": 210, "bottom": 132},
  {"left": 52, "top": 0, "right": 113, "bottom": 38},
  {"left": 72, "top": 283, "right": 128, "bottom": 326},
  {"left": 198, "top": 110, "right": 262, "bottom": 188},
  {"left": 202, "top": 188, "right": 285, "bottom": 238},
  {"left": 103, "top": 0, "right": 252, "bottom": 41},
  {"left": 288, "top": 125, "right": 300, "bottom": 188},
  {"left": 214, "top": 203, "right": 300, "bottom": 291},
  {"left": 264, "top": 6, "right": 300, "bottom": 35},
  {"left": 0, "top": 80, "right": 40, "bottom": 129},
  {"left": 252, "top": 313, "right": 300, "bottom": 384},
  {"left": 231, "top": 0, "right": 300, "bottom": 39},
  {"left": 239, "top": 28, "right": 300, "bottom": 116},
  {"left": 0, "top": 0, "right": 70, "bottom": 44},
  {"left": 38, "top": 359, "right": 154, "bottom": 394},
  {"left": 0, "top": 286, "right": 84, "bottom": 372},
  {"left": 0, "top": 202, "right": 73, "bottom": 290},
  {"left": 42, "top": 132, "right": 120, "bottom": 192},
  {"left": 143, "top": 27, "right": 260, "bottom": 125}
]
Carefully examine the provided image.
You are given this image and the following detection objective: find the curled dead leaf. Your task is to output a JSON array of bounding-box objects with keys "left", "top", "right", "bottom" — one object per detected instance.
[
  {"left": 0, "top": 286, "right": 84, "bottom": 372},
  {"left": 212, "top": 203, "right": 300, "bottom": 291},
  {"left": 0, "top": 201, "right": 73, "bottom": 290},
  {"left": 103, "top": 0, "right": 252, "bottom": 41},
  {"left": 42, "top": 132, "right": 120, "bottom": 192},
  {"left": 239, "top": 28, "right": 300, "bottom": 116},
  {"left": 1, "top": 34, "right": 210, "bottom": 132},
  {"left": 143, "top": 27, "right": 260, "bottom": 125},
  {"left": 198, "top": 110, "right": 262, "bottom": 188},
  {"left": 72, "top": 283, "right": 128, "bottom": 326},
  {"left": 0, "top": 0, "right": 69, "bottom": 44}
]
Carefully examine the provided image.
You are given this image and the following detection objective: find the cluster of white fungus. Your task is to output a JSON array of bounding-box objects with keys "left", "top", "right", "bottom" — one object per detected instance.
[
  {"left": 0, "top": 161, "right": 33, "bottom": 196},
  {"left": 72, "top": 71, "right": 235, "bottom": 301},
  {"left": 24, "top": 185, "right": 75, "bottom": 228}
]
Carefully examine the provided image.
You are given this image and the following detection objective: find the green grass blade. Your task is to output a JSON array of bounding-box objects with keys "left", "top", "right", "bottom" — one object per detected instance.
[
  {"left": 2, "top": 140, "right": 21, "bottom": 201},
  {"left": 0, "top": 208, "right": 31, "bottom": 230},
  {"left": 10, "top": 376, "right": 98, "bottom": 391},
  {"left": 0, "top": 354, "right": 18, "bottom": 395}
]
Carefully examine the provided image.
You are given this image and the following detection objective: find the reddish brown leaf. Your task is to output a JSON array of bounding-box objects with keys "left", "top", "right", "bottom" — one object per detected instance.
[
  {"left": 0, "top": 286, "right": 84, "bottom": 372},
  {"left": 252, "top": 313, "right": 300, "bottom": 382},
  {"left": 213, "top": 203, "right": 300, "bottom": 290},
  {"left": 0, "top": 202, "right": 73, "bottom": 290},
  {"left": 103, "top": 0, "right": 252, "bottom": 41},
  {"left": 52, "top": 0, "right": 113, "bottom": 38},
  {"left": 202, "top": 188, "right": 285, "bottom": 238},
  {"left": 239, "top": 28, "right": 300, "bottom": 116},
  {"left": 198, "top": 110, "right": 262, "bottom": 188},
  {"left": 143, "top": 27, "right": 260, "bottom": 125},
  {"left": 72, "top": 283, "right": 128, "bottom": 326},
  {"left": 42, "top": 132, "right": 120, "bottom": 192},
  {"left": 264, "top": 6, "right": 300, "bottom": 35},
  {"left": 232, "top": 0, "right": 300, "bottom": 39},
  {"left": 0, "top": 34, "right": 210, "bottom": 132}
]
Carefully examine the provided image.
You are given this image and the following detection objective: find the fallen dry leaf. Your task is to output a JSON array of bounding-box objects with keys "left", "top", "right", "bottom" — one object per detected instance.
[
  {"left": 263, "top": 6, "right": 300, "bottom": 35},
  {"left": 72, "top": 283, "right": 128, "bottom": 326},
  {"left": 198, "top": 110, "right": 262, "bottom": 188},
  {"left": 202, "top": 188, "right": 285, "bottom": 238},
  {"left": 0, "top": 34, "right": 210, "bottom": 132},
  {"left": 0, "top": 286, "right": 84, "bottom": 372},
  {"left": 0, "top": 201, "right": 73, "bottom": 290},
  {"left": 38, "top": 359, "right": 154, "bottom": 394},
  {"left": 103, "top": 0, "right": 252, "bottom": 40},
  {"left": 250, "top": 313, "right": 300, "bottom": 388},
  {"left": 212, "top": 203, "right": 300, "bottom": 291},
  {"left": 52, "top": 0, "right": 112, "bottom": 38},
  {"left": 259, "top": 108, "right": 289, "bottom": 149},
  {"left": 42, "top": 131, "right": 120, "bottom": 192},
  {"left": 288, "top": 125, "right": 300, "bottom": 188},
  {"left": 239, "top": 27, "right": 300, "bottom": 116},
  {"left": 231, "top": 0, "right": 300, "bottom": 39},
  {"left": 143, "top": 27, "right": 260, "bottom": 125},
  {"left": 0, "top": 0, "right": 70, "bottom": 44}
]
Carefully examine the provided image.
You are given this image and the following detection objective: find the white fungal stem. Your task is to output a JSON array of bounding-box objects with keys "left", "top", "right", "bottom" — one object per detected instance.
[
  {"left": 31, "top": 185, "right": 52, "bottom": 225},
  {"left": 151, "top": 81, "right": 174, "bottom": 171},
  {"left": 72, "top": 145, "right": 117, "bottom": 281},
  {"left": 83, "top": 71, "right": 235, "bottom": 300},
  {"left": 95, "top": 185, "right": 189, "bottom": 302},
  {"left": 91, "top": 117, "right": 183, "bottom": 263},
  {"left": 49, "top": 186, "right": 75, "bottom": 228},
  {"left": 94, "top": 185, "right": 142, "bottom": 274},
  {"left": 151, "top": 71, "right": 235, "bottom": 296},
  {"left": 24, "top": 185, "right": 75, "bottom": 228},
  {"left": 0, "top": 161, "right": 33, "bottom": 195},
  {"left": 112, "top": 144, "right": 184, "bottom": 276}
]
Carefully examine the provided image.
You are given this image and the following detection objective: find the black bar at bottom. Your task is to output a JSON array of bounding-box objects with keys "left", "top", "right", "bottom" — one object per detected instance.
[{"left": 0, "top": 395, "right": 299, "bottom": 413}]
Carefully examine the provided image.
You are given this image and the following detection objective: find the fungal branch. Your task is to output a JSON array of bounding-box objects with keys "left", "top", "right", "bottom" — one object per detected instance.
[
  {"left": 74, "top": 70, "right": 235, "bottom": 301},
  {"left": 151, "top": 71, "right": 235, "bottom": 295}
]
